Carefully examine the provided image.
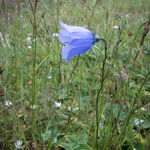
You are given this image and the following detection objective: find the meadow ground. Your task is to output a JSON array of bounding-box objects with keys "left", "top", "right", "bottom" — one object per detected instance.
[{"left": 0, "top": 0, "right": 150, "bottom": 149}]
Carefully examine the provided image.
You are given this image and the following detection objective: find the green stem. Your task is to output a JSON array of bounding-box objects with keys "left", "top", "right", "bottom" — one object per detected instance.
[
  {"left": 88, "top": 0, "right": 98, "bottom": 28},
  {"left": 67, "top": 56, "right": 80, "bottom": 96},
  {"left": 128, "top": 22, "right": 147, "bottom": 61},
  {"left": 112, "top": 26, "right": 122, "bottom": 59},
  {"left": 29, "top": 0, "right": 38, "bottom": 142},
  {"left": 96, "top": 39, "right": 108, "bottom": 150}
]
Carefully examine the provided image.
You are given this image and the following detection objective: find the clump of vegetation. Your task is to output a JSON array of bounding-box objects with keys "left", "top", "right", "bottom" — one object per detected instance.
[{"left": 0, "top": 0, "right": 149, "bottom": 149}]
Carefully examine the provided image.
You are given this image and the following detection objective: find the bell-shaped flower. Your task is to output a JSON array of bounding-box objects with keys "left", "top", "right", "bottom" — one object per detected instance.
[{"left": 58, "top": 20, "right": 101, "bottom": 64}]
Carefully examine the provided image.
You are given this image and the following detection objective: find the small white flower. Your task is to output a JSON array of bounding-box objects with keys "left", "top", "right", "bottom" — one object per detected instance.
[
  {"left": 26, "top": 36, "right": 31, "bottom": 42},
  {"left": 141, "top": 107, "right": 145, "bottom": 111},
  {"left": 67, "top": 106, "right": 79, "bottom": 111},
  {"left": 47, "top": 76, "right": 52, "bottom": 79},
  {"left": 52, "top": 33, "right": 59, "bottom": 38},
  {"left": 31, "top": 105, "right": 38, "bottom": 110},
  {"left": 28, "top": 45, "right": 32, "bottom": 49},
  {"left": 20, "top": 15, "right": 23, "bottom": 18},
  {"left": 14, "top": 140, "right": 23, "bottom": 149},
  {"left": 113, "top": 25, "right": 119, "bottom": 29},
  {"left": 5, "top": 100, "right": 12, "bottom": 107},
  {"left": 67, "top": 106, "right": 71, "bottom": 111},
  {"left": 54, "top": 101, "right": 62, "bottom": 108},
  {"left": 134, "top": 118, "right": 144, "bottom": 125},
  {"left": 72, "top": 107, "right": 79, "bottom": 111}
]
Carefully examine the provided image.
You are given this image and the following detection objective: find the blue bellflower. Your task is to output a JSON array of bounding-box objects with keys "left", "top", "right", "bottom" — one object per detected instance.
[{"left": 58, "top": 20, "right": 101, "bottom": 64}]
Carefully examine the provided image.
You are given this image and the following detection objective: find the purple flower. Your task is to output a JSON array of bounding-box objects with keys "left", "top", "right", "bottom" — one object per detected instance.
[{"left": 58, "top": 20, "right": 101, "bottom": 64}]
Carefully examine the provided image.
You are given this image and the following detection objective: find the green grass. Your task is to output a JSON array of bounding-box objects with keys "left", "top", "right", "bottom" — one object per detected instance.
[{"left": 0, "top": 0, "right": 150, "bottom": 149}]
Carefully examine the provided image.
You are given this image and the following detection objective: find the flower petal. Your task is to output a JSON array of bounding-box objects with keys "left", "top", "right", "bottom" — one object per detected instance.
[
  {"left": 59, "top": 20, "right": 92, "bottom": 34},
  {"left": 59, "top": 19, "right": 69, "bottom": 30},
  {"left": 70, "top": 37, "right": 94, "bottom": 47},
  {"left": 67, "top": 45, "right": 92, "bottom": 59},
  {"left": 58, "top": 29, "right": 71, "bottom": 43},
  {"left": 61, "top": 45, "right": 71, "bottom": 64},
  {"left": 61, "top": 44, "right": 93, "bottom": 64},
  {"left": 59, "top": 29, "right": 95, "bottom": 44},
  {"left": 70, "top": 31, "right": 95, "bottom": 41},
  {"left": 67, "top": 25, "right": 90, "bottom": 33}
]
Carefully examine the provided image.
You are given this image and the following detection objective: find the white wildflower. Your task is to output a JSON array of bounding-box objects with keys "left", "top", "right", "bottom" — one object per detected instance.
[
  {"left": 67, "top": 106, "right": 79, "bottom": 111},
  {"left": 5, "top": 100, "right": 12, "bottom": 107},
  {"left": 47, "top": 76, "right": 52, "bottom": 79},
  {"left": 113, "top": 25, "right": 119, "bottom": 29},
  {"left": 14, "top": 140, "right": 23, "bottom": 149},
  {"left": 68, "top": 106, "right": 71, "bottom": 111},
  {"left": 52, "top": 33, "right": 58, "bottom": 38},
  {"left": 72, "top": 107, "right": 79, "bottom": 111},
  {"left": 141, "top": 107, "right": 145, "bottom": 111},
  {"left": 54, "top": 101, "right": 62, "bottom": 108},
  {"left": 134, "top": 118, "right": 144, "bottom": 125},
  {"left": 28, "top": 45, "right": 32, "bottom": 49},
  {"left": 26, "top": 36, "right": 31, "bottom": 42},
  {"left": 31, "top": 105, "right": 38, "bottom": 110}
]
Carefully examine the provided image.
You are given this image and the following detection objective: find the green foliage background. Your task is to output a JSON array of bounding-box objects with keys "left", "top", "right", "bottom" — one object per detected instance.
[{"left": 0, "top": 0, "right": 149, "bottom": 149}]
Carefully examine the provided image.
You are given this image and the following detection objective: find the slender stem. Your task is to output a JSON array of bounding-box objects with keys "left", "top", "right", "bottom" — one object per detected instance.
[
  {"left": 69, "top": 56, "right": 80, "bottom": 83},
  {"left": 88, "top": 0, "right": 98, "bottom": 28},
  {"left": 29, "top": 0, "right": 38, "bottom": 142},
  {"left": 96, "top": 39, "right": 108, "bottom": 150},
  {"left": 140, "top": 14, "right": 150, "bottom": 46},
  {"left": 127, "top": 21, "right": 148, "bottom": 86},
  {"left": 65, "top": 56, "right": 80, "bottom": 130},
  {"left": 67, "top": 56, "right": 80, "bottom": 97},
  {"left": 112, "top": 26, "right": 122, "bottom": 59},
  {"left": 49, "top": 0, "right": 61, "bottom": 84},
  {"left": 128, "top": 22, "right": 147, "bottom": 60}
]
